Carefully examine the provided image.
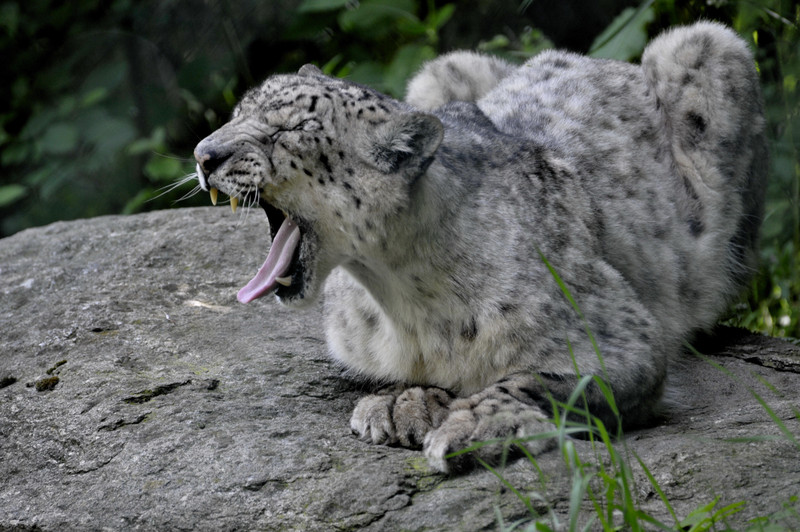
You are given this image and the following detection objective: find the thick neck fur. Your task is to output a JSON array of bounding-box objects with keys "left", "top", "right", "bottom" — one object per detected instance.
[{"left": 340, "top": 156, "right": 474, "bottom": 328}]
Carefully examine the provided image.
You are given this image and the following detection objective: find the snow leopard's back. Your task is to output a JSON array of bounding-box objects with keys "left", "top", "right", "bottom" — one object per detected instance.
[{"left": 467, "top": 22, "right": 767, "bottom": 338}]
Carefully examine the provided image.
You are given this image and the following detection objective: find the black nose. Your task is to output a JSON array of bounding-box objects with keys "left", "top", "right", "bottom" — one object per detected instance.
[{"left": 194, "top": 141, "right": 233, "bottom": 175}]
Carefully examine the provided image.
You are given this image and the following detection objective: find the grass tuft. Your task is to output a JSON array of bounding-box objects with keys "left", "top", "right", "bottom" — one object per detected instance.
[{"left": 460, "top": 248, "right": 800, "bottom": 530}]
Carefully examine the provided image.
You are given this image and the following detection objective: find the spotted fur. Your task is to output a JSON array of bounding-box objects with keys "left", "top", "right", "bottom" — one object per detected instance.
[{"left": 194, "top": 23, "right": 767, "bottom": 473}]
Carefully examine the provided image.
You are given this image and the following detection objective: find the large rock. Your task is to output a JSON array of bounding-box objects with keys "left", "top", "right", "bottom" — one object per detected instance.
[{"left": 1, "top": 207, "right": 799, "bottom": 530}]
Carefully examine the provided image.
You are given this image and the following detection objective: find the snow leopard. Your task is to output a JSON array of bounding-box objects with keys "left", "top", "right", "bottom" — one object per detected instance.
[{"left": 193, "top": 22, "right": 767, "bottom": 473}]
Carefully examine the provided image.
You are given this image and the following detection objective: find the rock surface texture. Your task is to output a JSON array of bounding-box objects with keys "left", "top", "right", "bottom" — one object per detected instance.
[{"left": 1, "top": 207, "right": 799, "bottom": 531}]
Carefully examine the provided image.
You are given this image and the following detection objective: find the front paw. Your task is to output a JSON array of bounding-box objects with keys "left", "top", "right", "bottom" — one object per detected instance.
[
  {"left": 423, "top": 408, "right": 478, "bottom": 473},
  {"left": 350, "top": 386, "right": 453, "bottom": 448},
  {"left": 392, "top": 387, "right": 451, "bottom": 448},
  {"left": 423, "top": 398, "right": 556, "bottom": 474},
  {"left": 350, "top": 394, "right": 397, "bottom": 444}
]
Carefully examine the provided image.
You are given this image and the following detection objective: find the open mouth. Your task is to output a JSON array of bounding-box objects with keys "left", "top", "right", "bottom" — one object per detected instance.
[{"left": 236, "top": 197, "right": 307, "bottom": 303}]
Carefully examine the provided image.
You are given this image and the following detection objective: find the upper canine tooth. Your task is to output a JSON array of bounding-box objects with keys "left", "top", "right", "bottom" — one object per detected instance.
[
  {"left": 275, "top": 276, "right": 292, "bottom": 287},
  {"left": 230, "top": 196, "right": 239, "bottom": 213},
  {"left": 209, "top": 187, "right": 219, "bottom": 205}
]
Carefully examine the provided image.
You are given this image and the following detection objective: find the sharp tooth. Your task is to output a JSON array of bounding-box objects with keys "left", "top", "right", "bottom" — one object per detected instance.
[
  {"left": 230, "top": 196, "right": 239, "bottom": 213},
  {"left": 275, "top": 276, "right": 292, "bottom": 287},
  {"left": 209, "top": 188, "right": 218, "bottom": 205}
]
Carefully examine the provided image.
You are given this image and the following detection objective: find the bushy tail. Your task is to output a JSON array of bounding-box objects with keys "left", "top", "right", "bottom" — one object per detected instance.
[{"left": 642, "top": 22, "right": 768, "bottom": 301}]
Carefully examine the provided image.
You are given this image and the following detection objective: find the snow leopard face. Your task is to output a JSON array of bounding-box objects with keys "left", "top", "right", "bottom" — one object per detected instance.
[{"left": 193, "top": 65, "right": 442, "bottom": 307}]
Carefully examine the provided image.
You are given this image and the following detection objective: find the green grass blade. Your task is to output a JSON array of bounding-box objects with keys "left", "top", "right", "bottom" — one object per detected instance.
[
  {"left": 476, "top": 456, "right": 539, "bottom": 517},
  {"left": 685, "top": 342, "right": 800, "bottom": 450},
  {"left": 514, "top": 442, "right": 549, "bottom": 492},
  {"left": 535, "top": 248, "right": 608, "bottom": 375},
  {"left": 751, "top": 373, "right": 800, "bottom": 450},
  {"left": 632, "top": 449, "right": 678, "bottom": 527},
  {"left": 567, "top": 466, "right": 595, "bottom": 532}
]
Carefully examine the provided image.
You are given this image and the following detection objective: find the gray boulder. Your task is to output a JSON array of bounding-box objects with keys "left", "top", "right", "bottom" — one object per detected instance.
[{"left": 1, "top": 207, "right": 799, "bottom": 531}]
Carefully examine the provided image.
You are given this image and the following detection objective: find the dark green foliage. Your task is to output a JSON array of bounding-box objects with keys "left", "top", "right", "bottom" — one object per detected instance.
[
  {"left": 721, "top": 0, "right": 799, "bottom": 338},
  {"left": 0, "top": 0, "right": 797, "bottom": 336},
  {"left": 0, "top": 0, "right": 301, "bottom": 234}
]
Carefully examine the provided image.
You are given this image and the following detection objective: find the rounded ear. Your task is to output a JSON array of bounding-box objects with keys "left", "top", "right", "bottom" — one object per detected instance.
[
  {"left": 358, "top": 112, "right": 444, "bottom": 176},
  {"left": 298, "top": 64, "right": 324, "bottom": 77}
]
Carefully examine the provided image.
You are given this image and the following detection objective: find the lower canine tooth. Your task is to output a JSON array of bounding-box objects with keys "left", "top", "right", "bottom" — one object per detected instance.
[
  {"left": 230, "top": 196, "right": 239, "bottom": 213},
  {"left": 275, "top": 276, "right": 292, "bottom": 287},
  {"left": 209, "top": 188, "right": 218, "bottom": 205}
]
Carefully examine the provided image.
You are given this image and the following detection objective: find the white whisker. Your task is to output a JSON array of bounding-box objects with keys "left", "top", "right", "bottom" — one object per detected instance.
[
  {"left": 151, "top": 152, "right": 194, "bottom": 162},
  {"left": 177, "top": 184, "right": 204, "bottom": 202},
  {"left": 149, "top": 173, "right": 200, "bottom": 203}
]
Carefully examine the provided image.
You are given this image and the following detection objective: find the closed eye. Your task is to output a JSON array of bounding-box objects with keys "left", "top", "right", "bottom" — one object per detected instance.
[{"left": 266, "top": 119, "right": 320, "bottom": 142}]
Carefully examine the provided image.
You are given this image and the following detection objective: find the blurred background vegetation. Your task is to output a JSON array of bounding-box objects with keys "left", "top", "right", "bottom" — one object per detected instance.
[{"left": 0, "top": 0, "right": 797, "bottom": 338}]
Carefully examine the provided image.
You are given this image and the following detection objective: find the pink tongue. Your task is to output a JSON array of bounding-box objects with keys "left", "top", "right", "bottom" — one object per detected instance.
[{"left": 237, "top": 217, "right": 301, "bottom": 303}]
